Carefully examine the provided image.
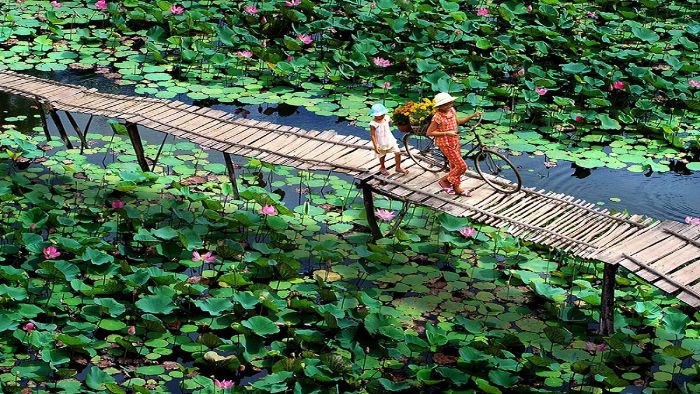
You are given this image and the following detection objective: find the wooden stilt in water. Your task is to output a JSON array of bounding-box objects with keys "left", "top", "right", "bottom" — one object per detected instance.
[
  {"left": 151, "top": 133, "right": 169, "bottom": 172},
  {"left": 361, "top": 181, "right": 383, "bottom": 240},
  {"left": 223, "top": 152, "right": 241, "bottom": 200},
  {"left": 386, "top": 200, "right": 410, "bottom": 237},
  {"left": 599, "top": 263, "right": 618, "bottom": 335},
  {"left": 35, "top": 100, "right": 52, "bottom": 142},
  {"left": 126, "top": 122, "right": 149, "bottom": 172},
  {"left": 47, "top": 107, "right": 73, "bottom": 149},
  {"left": 64, "top": 111, "right": 88, "bottom": 154}
]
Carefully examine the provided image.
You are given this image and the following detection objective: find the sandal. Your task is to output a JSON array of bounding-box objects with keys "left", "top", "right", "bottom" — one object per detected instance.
[
  {"left": 453, "top": 188, "right": 472, "bottom": 197},
  {"left": 438, "top": 180, "right": 453, "bottom": 193}
]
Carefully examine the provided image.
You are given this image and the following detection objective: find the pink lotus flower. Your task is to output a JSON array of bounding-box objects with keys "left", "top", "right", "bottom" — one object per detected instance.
[
  {"left": 575, "top": 115, "right": 585, "bottom": 122},
  {"left": 459, "top": 227, "right": 477, "bottom": 238},
  {"left": 516, "top": 68, "right": 525, "bottom": 77},
  {"left": 455, "top": 29, "right": 463, "bottom": 35},
  {"left": 244, "top": 4, "right": 258, "bottom": 14},
  {"left": 287, "top": 55, "right": 294, "bottom": 62},
  {"left": 584, "top": 342, "right": 606, "bottom": 353},
  {"left": 29, "top": 223, "right": 36, "bottom": 231},
  {"left": 50, "top": 1, "right": 61, "bottom": 7},
  {"left": 382, "top": 82, "right": 391, "bottom": 88},
  {"left": 111, "top": 200, "right": 125, "bottom": 209},
  {"left": 476, "top": 8, "right": 489, "bottom": 16},
  {"left": 527, "top": 5, "right": 533, "bottom": 12},
  {"left": 689, "top": 80, "right": 700, "bottom": 88},
  {"left": 260, "top": 16, "right": 267, "bottom": 24},
  {"left": 192, "top": 250, "right": 217, "bottom": 263},
  {"left": 544, "top": 161, "right": 557, "bottom": 168},
  {"left": 612, "top": 81, "right": 625, "bottom": 90},
  {"left": 214, "top": 379, "right": 234, "bottom": 389},
  {"left": 95, "top": 0, "right": 107, "bottom": 10},
  {"left": 22, "top": 322, "right": 36, "bottom": 332},
  {"left": 587, "top": 11, "right": 598, "bottom": 20},
  {"left": 370, "top": 2, "right": 376, "bottom": 8},
  {"left": 261, "top": 205, "right": 278, "bottom": 216},
  {"left": 236, "top": 50, "right": 253, "bottom": 58},
  {"left": 170, "top": 5, "right": 184, "bottom": 15},
  {"left": 128, "top": 325, "right": 136, "bottom": 335},
  {"left": 297, "top": 34, "right": 313, "bottom": 44},
  {"left": 535, "top": 87, "right": 548, "bottom": 95},
  {"left": 375, "top": 209, "right": 396, "bottom": 221},
  {"left": 685, "top": 217, "right": 700, "bottom": 226},
  {"left": 372, "top": 57, "right": 391, "bottom": 68},
  {"left": 285, "top": 0, "right": 301, "bottom": 6},
  {"left": 43, "top": 246, "right": 61, "bottom": 260}
]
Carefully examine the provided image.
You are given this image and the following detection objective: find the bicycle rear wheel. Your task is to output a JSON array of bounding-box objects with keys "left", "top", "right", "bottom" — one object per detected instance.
[
  {"left": 474, "top": 149, "right": 522, "bottom": 194},
  {"left": 403, "top": 132, "right": 448, "bottom": 173}
]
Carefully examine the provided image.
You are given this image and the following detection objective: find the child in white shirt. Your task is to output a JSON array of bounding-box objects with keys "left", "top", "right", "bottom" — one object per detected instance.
[{"left": 368, "top": 103, "right": 408, "bottom": 176}]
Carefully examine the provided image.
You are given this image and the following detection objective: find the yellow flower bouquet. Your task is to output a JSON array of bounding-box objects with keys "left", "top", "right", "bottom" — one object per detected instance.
[{"left": 392, "top": 98, "right": 436, "bottom": 131}]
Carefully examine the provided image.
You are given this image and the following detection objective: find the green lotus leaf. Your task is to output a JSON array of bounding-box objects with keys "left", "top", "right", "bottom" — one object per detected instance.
[
  {"left": 85, "top": 366, "right": 115, "bottom": 390},
  {"left": 241, "top": 316, "right": 280, "bottom": 336},
  {"left": 193, "top": 298, "right": 233, "bottom": 316}
]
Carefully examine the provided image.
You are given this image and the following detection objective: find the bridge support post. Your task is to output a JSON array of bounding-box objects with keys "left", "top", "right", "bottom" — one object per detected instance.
[
  {"left": 386, "top": 200, "right": 410, "bottom": 238},
  {"left": 64, "top": 111, "right": 89, "bottom": 154},
  {"left": 35, "top": 101, "right": 52, "bottom": 142},
  {"left": 47, "top": 108, "right": 74, "bottom": 149},
  {"left": 599, "top": 263, "right": 618, "bottom": 336},
  {"left": 223, "top": 152, "right": 241, "bottom": 200},
  {"left": 360, "top": 180, "right": 382, "bottom": 240},
  {"left": 126, "top": 123, "right": 150, "bottom": 172}
]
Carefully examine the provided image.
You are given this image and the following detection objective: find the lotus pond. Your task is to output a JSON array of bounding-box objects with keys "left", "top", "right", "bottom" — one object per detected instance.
[
  {"left": 2, "top": 0, "right": 700, "bottom": 393},
  {"left": 2, "top": 108, "right": 700, "bottom": 393},
  {"left": 1, "top": 0, "right": 700, "bottom": 175}
]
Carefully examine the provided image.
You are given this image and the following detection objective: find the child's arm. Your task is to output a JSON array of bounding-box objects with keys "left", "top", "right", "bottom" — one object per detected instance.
[
  {"left": 370, "top": 125, "right": 380, "bottom": 153},
  {"left": 457, "top": 111, "right": 483, "bottom": 126}
]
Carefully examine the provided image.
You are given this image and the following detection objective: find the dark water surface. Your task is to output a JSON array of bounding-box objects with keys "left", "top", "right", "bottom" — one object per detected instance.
[{"left": 1, "top": 70, "right": 698, "bottom": 222}]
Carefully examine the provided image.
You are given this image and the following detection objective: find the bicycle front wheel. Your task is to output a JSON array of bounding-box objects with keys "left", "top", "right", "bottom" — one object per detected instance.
[
  {"left": 403, "top": 132, "right": 448, "bottom": 173},
  {"left": 474, "top": 149, "right": 522, "bottom": 194}
]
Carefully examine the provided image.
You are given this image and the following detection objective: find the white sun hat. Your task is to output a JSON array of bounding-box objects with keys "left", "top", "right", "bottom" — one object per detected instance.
[{"left": 433, "top": 92, "right": 457, "bottom": 107}]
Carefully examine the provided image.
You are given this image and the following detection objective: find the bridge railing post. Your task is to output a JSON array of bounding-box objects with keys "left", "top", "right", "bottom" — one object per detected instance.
[
  {"left": 46, "top": 105, "right": 73, "bottom": 149},
  {"left": 126, "top": 122, "right": 150, "bottom": 172},
  {"left": 223, "top": 152, "right": 241, "bottom": 200},
  {"left": 599, "top": 263, "right": 618, "bottom": 335},
  {"left": 35, "top": 99, "right": 52, "bottom": 142},
  {"left": 358, "top": 175, "right": 382, "bottom": 240}
]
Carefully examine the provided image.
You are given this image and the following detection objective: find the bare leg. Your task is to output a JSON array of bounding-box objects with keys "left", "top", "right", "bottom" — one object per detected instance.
[
  {"left": 394, "top": 152, "right": 408, "bottom": 174},
  {"left": 379, "top": 156, "right": 388, "bottom": 175}
]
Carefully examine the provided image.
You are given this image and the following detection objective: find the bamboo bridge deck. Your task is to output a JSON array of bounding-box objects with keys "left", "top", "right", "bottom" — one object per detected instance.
[{"left": 1, "top": 70, "right": 699, "bottom": 311}]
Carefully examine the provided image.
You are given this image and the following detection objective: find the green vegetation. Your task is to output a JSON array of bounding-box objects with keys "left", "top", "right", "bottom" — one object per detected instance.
[
  {"left": 1, "top": 116, "right": 700, "bottom": 392},
  {"left": 0, "top": 0, "right": 699, "bottom": 172}
]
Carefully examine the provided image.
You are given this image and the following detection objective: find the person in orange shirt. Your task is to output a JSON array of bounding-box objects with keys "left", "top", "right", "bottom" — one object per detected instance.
[{"left": 426, "top": 92, "right": 481, "bottom": 196}]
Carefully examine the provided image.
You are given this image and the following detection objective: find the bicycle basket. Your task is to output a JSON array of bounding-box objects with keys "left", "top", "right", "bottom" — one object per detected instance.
[{"left": 412, "top": 115, "right": 433, "bottom": 136}]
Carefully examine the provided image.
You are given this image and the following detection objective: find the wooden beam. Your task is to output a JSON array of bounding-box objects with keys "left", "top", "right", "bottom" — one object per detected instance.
[
  {"left": 599, "top": 263, "right": 618, "bottom": 335},
  {"left": 48, "top": 108, "right": 73, "bottom": 149},
  {"left": 64, "top": 111, "right": 88, "bottom": 154},
  {"left": 126, "top": 122, "right": 149, "bottom": 172},
  {"left": 223, "top": 152, "right": 241, "bottom": 200},
  {"left": 35, "top": 100, "right": 52, "bottom": 142},
  {"left": 361, "top": 181, "right": 382, "bottom": 240}
]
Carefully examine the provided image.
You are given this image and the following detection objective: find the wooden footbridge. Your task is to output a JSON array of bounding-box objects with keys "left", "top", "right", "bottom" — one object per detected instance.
[{"left": 1, "top": 70, "right": 699, "bottom": 333}]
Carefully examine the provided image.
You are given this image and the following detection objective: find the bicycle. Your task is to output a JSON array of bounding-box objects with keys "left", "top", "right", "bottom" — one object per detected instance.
[{"left": 402, "top": 113, "right": 522, "bottom": 194}]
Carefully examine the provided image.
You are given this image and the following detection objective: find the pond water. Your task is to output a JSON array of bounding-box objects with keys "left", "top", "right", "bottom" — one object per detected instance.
[{"left": 2, "top": 70, "right": 698, "bottom": 222}]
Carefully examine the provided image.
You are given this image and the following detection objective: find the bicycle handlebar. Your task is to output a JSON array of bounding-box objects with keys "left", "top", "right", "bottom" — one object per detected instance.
[{"left": 464, "top": 112, "right": 483, "bottom": 134}]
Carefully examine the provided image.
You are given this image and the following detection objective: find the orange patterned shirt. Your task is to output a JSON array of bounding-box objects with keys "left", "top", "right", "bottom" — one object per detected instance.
[{"left": 432, "top": 107, "right": 459, "bottom": 146}]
